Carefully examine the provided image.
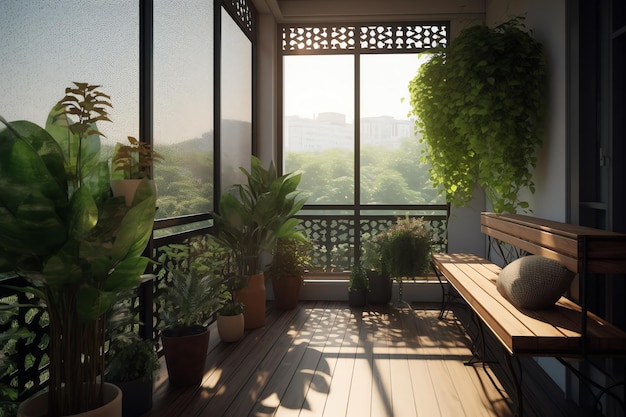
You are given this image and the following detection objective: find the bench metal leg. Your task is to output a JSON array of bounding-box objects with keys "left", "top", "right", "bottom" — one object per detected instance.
[
  {"left": 465, "top": 311, "right": 486, "bottom": 365},
  {"left": 504, "top": 351, "right": 524, "bottom": 417},
  {"left": 432, "top": 262, "right": 451, "bottom": 319}
]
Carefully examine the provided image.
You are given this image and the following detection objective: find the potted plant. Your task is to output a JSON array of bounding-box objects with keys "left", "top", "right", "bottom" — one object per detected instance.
[
  {"left": 158, "top": 242, "right": 226, "bottom": 387},
  {"left": 106, "top": 337, "right": 159, "bottom": 417},
  {"left": 361, "top": 233, "right": 392, "bottom": 305},
  {"left": 0, "top": 83, "right": 157, "bottom": 417},
  {"left": 373, "top": 216, "right": 433, "bottom": 306},
  {"left": 111, "top": 135, "right": 163, "bottom": 206},
  {"left": 212, "top": 156, "right": 308, "bottom": 328},
  {"left": 216, "top": 279, "right": 245, "bottom": 343},
  {"left": 348, "top": 264, "right": 369, "bottom": 307},
  {"left": 266, "top": 237, "right": 312, "bottom": 310},
  {"left": 408, "top": 17, "right": 548, "bottom": 214}
]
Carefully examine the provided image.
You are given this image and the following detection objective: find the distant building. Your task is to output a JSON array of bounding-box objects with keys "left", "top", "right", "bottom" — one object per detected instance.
[{"left": 284, "top": 113, "right": 417, "bottom": 152}]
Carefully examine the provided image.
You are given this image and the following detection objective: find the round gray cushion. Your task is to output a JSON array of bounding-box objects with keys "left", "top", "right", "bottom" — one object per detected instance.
[{"left": 496, "top": 255, "right": 575, "bottom": 310}]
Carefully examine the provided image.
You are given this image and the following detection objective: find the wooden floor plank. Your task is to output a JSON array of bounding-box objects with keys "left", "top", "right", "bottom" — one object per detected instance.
[
  {"left": 320, "top": 306, "right": 360, "bottom": 417},
  {"left": 344, "top": 307, "right": 373, "bottom": 417},
  {"left": 369, "top": 309, "right": 393, "bottom": 417},
  {"left": 387, "top": 309, "right": 419, "bottom": 417}
]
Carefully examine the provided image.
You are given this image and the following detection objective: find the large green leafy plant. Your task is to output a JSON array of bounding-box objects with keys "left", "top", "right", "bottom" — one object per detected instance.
[
  {"left": 212, "top": 156, "right": 308, "bottom": 276},
  {"left": 409, "top": 18, "right": 548, "bottom": 213},
  {"left": 0, "top": 83, "right": 156, "bottom": 415}
]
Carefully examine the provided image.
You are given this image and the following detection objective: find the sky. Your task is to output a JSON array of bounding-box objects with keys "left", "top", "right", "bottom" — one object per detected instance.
[{"left": 283, "top": 53, "right": 429, "bottom": 123}]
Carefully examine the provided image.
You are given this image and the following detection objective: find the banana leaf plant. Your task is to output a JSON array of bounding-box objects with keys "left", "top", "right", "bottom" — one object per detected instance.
[
  {"left": 0, "top": 83, "right": 157, "bottom": 416},
  {"left": 212, "top": 156, "right": 308, "bottom": 276}
]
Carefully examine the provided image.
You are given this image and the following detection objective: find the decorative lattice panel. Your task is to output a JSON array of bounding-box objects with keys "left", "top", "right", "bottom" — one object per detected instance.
[
  {"left": 0, "top": 278, "right": 49, "bottom": 409},
  {"left": 282, "top": 23, "right": 448, "bottom": 53},
  {"left": 359, "top": 24, "right": 448, "bottom": 50},
  {"left": 299, "top": 218, "right": 356, "bottom": 272},
  {"left": 226, "top": 0, "right": 255, "bottom": 35}
]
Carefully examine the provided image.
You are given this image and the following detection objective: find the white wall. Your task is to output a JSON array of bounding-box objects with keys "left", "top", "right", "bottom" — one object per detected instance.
[{"left": 486, "top": 0, "right": 569, "bottom": 223}]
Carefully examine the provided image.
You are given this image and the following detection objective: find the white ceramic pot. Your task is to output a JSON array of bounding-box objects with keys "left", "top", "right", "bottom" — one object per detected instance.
[{"left": 217, "top": 313, "right": 245, "bottom": 342}]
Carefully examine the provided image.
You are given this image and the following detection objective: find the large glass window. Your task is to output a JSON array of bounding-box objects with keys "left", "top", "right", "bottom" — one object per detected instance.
[
  {"left": 280, "top": 23, "right": 449, "bottom": 273},
  {"left": 360, "top": 54, "right": 441, "bottom": 205},
  {"left": 220, "top": 7, "right": 253, "bottom": 190},
  {"left": 283, "top": 55, "right": 355, "bottom": 204},
  {"left": 153, "top": 0, "right": 214, "bottom": 221}
]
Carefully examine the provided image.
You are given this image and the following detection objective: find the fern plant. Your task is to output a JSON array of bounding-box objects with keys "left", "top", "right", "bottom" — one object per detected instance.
[{"left": 161, "top": 269, "right": 226, "bottom": 333}]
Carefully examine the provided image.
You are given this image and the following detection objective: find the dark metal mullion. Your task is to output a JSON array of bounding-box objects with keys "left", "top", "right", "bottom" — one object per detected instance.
[
  {"left": 214, "top": 1, "right": 222, "bottom": 206},
  {"left": 354, "top": 52, "right": 361, "bottom": 266},
  {"left": 139, "top": 0, "right": 154, "bottom": 341},
  {"left": 277, "top": 33, "right": 285, "bottom": 172},
  {"left": 251, "top": 13, "right": 258, "bottom": 158}
]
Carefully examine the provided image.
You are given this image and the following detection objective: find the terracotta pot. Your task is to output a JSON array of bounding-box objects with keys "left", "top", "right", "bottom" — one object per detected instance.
[
  {"left": 234, "top": 273, "right": 266, "bottom": 329},
  {"left": 18, "top": 383, "right": 122, "bottom": 417},
  {"left": 271, "top": 275, "right": 303, "bottom": 310},
  {"left": 161, "top": 325, "right": 210, "bottom": 387},
  {"left": 217, "top": 313, "right": 245, "bottom": 342},
  {"left": 367, "top": 270, "right": 392, "bottom": 305},
  {"left": 110, "top": 179, "right": 157, "bottom": 206}
]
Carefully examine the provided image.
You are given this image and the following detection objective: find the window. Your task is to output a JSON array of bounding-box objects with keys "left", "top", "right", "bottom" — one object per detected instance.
[
  {"left": 220, "top": 6, "right": 253, "bottom": 191},
  {"left": 280, "top": 23, "right": 449, "bottom": 272},
  {"left": 283, "top": 54, "right": 355, "bottom": 204},
  {"left": 153, "top": 0, "right": 214, "bottom": 224}
]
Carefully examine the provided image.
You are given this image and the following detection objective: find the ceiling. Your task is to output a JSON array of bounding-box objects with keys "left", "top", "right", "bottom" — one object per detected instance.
[{"left": 251, "top": 0, "right": 485, "bottom": 23}]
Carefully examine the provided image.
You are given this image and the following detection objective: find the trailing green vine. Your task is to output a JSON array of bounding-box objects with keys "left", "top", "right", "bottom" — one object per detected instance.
[{"left": 408, "top": 17, "right": 548, "bottom": 213}]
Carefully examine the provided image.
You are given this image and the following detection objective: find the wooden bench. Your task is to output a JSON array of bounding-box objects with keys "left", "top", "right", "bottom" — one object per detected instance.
[{"left": 431, "top": 212, "right": 626, "bottom": 415}]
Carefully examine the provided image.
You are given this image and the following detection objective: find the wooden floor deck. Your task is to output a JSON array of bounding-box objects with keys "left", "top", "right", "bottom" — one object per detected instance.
[{"left": 145, "top": 301, "right": 514, "bottom": 417}]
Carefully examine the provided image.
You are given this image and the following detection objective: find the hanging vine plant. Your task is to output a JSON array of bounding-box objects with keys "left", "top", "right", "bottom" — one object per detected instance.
[{"left": 408, "top": 17, "right": 548, "bottom": 213}]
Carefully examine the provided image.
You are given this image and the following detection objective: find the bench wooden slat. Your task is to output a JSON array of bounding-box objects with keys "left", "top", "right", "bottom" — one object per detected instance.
[
  {"left": 432, "top": 253, "right": 626, "bottom": 357},
  {"left": 481, "top": 212, "right": 626, "bottom": 274}
]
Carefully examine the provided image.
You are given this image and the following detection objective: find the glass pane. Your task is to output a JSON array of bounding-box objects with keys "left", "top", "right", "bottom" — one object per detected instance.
[
  {"left": 283, "top": 55, "right": 355, "bottom": 204},
  {"left": 360, "top": 54, "right": 444, "bottom": 205},
  {"left": 0, "top": 0, "right": 138, "bottom": 159},
  {"left": 154, "top": 0, "right": 214, "bottom": 219},
  {"left": 221, "top": 7, "right": 252, "bottom": 191}
]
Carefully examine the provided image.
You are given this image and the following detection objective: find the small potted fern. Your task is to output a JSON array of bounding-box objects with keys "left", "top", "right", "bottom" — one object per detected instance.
[
  {"left": 158, "top": 258, "right": 226, "bottom": 387},
  {"left": 348, "top": 264, "right": 369, "bottom": 307},
  {"left": 216, "top": 274, "right": 246, "bottom": 342}
]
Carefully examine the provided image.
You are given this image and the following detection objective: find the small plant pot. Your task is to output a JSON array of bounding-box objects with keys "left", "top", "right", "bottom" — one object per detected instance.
[
  {"left": 348, "top": 288, "right": 367, "bottom": 307},
  {"left": 367, "top": 270, "right": 392, "bottom": 305},
  {"left": 110, "top": 179, "right": 157, "bottom": 206},
  {"left": 161, "top": 325, "right": 210, "bottom": 387},
  {"left": 217, "top": 313, "right": 245, "bottom": 342}
]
